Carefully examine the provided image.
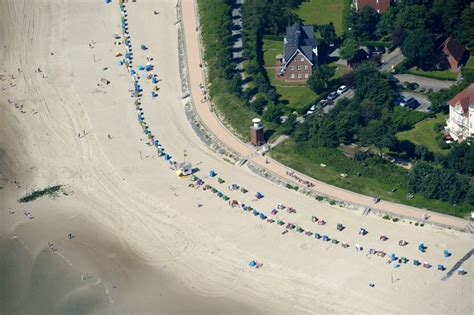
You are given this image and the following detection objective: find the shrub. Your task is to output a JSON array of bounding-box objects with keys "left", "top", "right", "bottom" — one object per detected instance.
[
  {"left": 315, "top": 196, "right": 324, "bottom": 201},
  {"left": 18, "top": 185, "right": 62, "bottom": 203}
]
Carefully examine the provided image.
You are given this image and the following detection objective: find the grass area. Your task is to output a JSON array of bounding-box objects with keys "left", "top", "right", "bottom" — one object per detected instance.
[
  {"left": 466, "top": 54, "right": 474, "bottom": 70},
  {"left": 295, "top": 0, "right": 345, "bottom": 35},
  {"left": 18, "top": 185, "right": 63, "bottom": 203},
  {"left": 396, "top": 114, "right": 450, "bottom": 155},
  {"left": 263, "top": 39, "right": 283, "bottom": 66},
  {"left": 331, "top": 63, "right": 351, "bottom": 79},
  {"left": 270, "top": 141, "right": 472, "bottom": 217},
  {"left": 407, "top": 67, "right": 458, "bottom": 81},
  {"left": 267, "top": 73, "right": 318, "bottom": 112}
]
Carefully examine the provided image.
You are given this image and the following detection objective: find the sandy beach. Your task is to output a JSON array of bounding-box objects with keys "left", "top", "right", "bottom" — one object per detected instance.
[{"left": 0, "top": 0, "right": 473, "bottom": 314}]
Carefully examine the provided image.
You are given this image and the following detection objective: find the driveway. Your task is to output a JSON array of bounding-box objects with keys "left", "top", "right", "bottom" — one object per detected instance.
[{"left": 395, "top": 74, "right": 456, "bottom": 92}]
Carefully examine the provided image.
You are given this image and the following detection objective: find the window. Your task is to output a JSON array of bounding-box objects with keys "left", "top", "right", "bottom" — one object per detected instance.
[
  {"left": 301, "top": 57, "right": 305, "bottom": 62},
  {"left": 297, "top": 73, "right": 302, "bottom": 79},
  {"left": 304, "top": 73, "right": 309, "bottom": 78},
  {"left": 290, "top": 74, "right": 295, "bottom": 79},
  {"left": 297, "top": 65, "right": 302, "bottom": 70},
  {"left": 290, "top": 66, "right": 294, "bottom": 70},
  {"left": 304, "top": 65, "right": 308, "bottom": 70}
]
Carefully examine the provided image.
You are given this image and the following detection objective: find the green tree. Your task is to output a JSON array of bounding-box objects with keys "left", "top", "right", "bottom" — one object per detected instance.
[
  {"left": 307, "top": 65, "right": 336, "bottom": 94},
  {"left": 401, "top": 29, "right": 435, "bottom": 69},
  {"left": 359, "top": 119, "right": 395, "bottom": 156},
  {"left": 377, "top": 8, "right": 396, "bottom": 37},
  {"left": 415, "top": 145, "right": 433, "bottom": 161},
  {"left": 466, "top": 182, "right": 474, "bottom": 205},
  {"left": 263, "top": 104, "right": 283, "bottom": 123},
  {"left": 461, "top": 8, "right": 474, "bottom": 51},
  {"left": 395, "top": 5, "right": 432, "bottom": 32},
  {"left": 249, "top": 95, "right": 267, "bottom": 114},
  {"left": 432, "top": 0, "right": 470, "bottom": 36},
  {"left": 353, "top": 61, "right": 395, "bottom": 107},
  {"left": 282, "top": 114, "right": 297, "bottom": 135},
  {"left": 340, "top": 38, "right": 359, "bottom": 61},
  {"left": 320, "top": 23, "right": 337, "bottom": 45}
]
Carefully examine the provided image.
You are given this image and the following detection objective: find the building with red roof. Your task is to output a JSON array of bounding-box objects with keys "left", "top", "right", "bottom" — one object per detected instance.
[
  {"left": 440, "top": 36, "right": 467, "bottom": 72},
  {"left": 446, "top": 84, "right": 474, "bottom": 141},
  {"left": 353, "top": 0, "right": 391, "bottom": 14}
]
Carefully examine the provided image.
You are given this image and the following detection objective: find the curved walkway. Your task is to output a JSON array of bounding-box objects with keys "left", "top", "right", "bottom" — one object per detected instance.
[{"left": 180, "top": 0, "right": 470, "bottom": 231}]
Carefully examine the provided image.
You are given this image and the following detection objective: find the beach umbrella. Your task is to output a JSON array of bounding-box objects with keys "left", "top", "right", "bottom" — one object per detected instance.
[
  {"left": 259, "top": 213, "right": 267, "bottom": 220},
  {"left": 151, "top": 91, "right": 158, "bottom": 98},
  {"left": 164, "top": 154, "right": 171, "bottom": 161},
  {"left": 437, "top": 264, "right": 445, "bottom": 271},
  {"left": 443, "top": 249, "right": 451, "bottom": 257},
  {"left": 141, "top": 44, "right": 148, "bottom": 50},
  {"left": 117, "top": 60, "right": 123, "bottom": 66},
  {"left": 252, "top": 210, "right": 259, "bottom": 216},
  {"left": 209, "top": 170, "right": 216, "bottom": 177},
  {"left": 249, "top": 261, "right": 256, "bottom": 267}
]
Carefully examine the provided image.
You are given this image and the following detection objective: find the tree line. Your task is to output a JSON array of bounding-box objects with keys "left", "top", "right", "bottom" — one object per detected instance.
[{"left": 344, "top": 0, "right": 473, "bottom": 70}]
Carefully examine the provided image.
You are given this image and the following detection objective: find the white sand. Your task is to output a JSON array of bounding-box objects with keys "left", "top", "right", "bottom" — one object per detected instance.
[{"left": 0, "top": 0, "right": 472, "bottom": 314}]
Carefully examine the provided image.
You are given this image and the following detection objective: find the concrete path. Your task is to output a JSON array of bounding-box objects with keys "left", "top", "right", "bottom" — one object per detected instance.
[{"left": 181, "top": 0, "right": 470, "bottom": 231}]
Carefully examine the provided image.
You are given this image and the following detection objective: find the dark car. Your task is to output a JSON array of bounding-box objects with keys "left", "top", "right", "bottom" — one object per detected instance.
[
  {"left": 327, "top": 91, "right": 338, "bottom": 101},
  {"left": 400, "top": 96, "right": 419, "bottom": 109}
]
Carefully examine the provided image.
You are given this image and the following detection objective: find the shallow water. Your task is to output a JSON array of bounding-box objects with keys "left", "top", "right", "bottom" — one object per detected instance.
[{"left": 0, "top": 237, "right": 108, "bottom": 315}]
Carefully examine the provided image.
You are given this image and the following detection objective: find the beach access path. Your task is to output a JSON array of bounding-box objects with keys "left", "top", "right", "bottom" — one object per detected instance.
[{"left": 181, "top": 0, "right": 470, "bottom": 231}]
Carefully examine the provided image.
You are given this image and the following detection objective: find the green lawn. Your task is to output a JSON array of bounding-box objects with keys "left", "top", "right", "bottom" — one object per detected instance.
[
  {"left": 267, "top": 73, "right": 318, "bottom": 112},
  {"left": 270, "top": 141, "right": 472, "bottom": 217},
  {"left": 396, "top": 114, "right": 450, "bottom": 155},
  {"left": 407, "top": 67, "right": 458, "bottom": 81},
  {"left": 295, "top": 0, "right": 345, "bottom": 35},
  {"left": 263, "top": 39, "right": 283, "bottom": 66}
]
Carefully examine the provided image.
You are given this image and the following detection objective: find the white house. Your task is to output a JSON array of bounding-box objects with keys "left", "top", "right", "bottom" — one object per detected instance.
[{"left": 446, "top": 83, "right": 474, "bottom": 141}]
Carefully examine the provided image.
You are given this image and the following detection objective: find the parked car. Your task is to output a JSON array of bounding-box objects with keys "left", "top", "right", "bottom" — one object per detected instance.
[
  {"left": 310, "top": 104, "right": 317, "bottom": 111},
  {"left": 327, "top": 91, "right": 338, "bottom": 101},
  {"left": 306, "top": 110, "right": 314, "bottom": 116},
  {"left": 317, "top": 99, "right": 329, "bottom": 107},
  {"left": 336, "top": 85, "right": 348, "bottom": 95},
  {"left": 400, "top": 96, "right": 419, "bottom": 109}
]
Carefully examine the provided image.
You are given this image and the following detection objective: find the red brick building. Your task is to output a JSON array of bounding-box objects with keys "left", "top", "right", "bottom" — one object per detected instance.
[
  {"left": 440, "top": 36, "right": 467, "bottom": 72},
  {"left": 276, "top": 22, "right": 318, "bottom": 82},
  {"left": 353, "top": 0, "right": 391, "bottom": 14}
]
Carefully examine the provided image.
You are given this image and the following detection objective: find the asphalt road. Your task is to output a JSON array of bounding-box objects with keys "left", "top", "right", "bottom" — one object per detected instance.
[{"left": 381, "top": 48, "right": 404, "bottom": 72}]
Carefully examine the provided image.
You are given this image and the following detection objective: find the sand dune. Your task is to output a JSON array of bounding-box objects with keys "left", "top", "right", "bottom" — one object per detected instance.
[{"left": 0, "top": 0, "right": 472, "bottom": 314}]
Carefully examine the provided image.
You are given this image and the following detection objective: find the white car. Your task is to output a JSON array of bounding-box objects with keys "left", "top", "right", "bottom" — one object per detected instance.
[
  {"left": 310, "top": 105, "right": 317, "bottom": 111},
  {"left": 306, "top": 110, "right": 314, "bottom": 116},
  {"left": 336, "top": 85, "right": 348, "bottom": 95}
]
